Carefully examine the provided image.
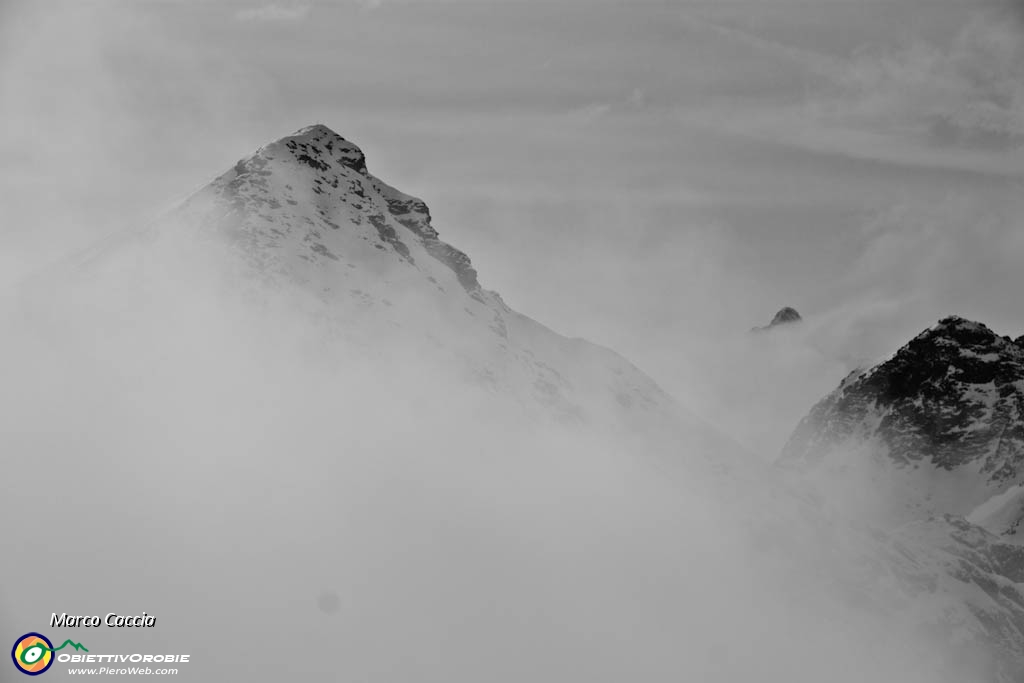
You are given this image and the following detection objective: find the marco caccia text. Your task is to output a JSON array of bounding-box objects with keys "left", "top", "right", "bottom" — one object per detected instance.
[{"left": 51, "top": 613, "right": 156, "bottom": 628}]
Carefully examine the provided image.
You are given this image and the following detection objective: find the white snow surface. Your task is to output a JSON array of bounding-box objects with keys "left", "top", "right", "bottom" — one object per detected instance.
[{"left": 52, "top": 124, "right": 708, "bottom": 438}]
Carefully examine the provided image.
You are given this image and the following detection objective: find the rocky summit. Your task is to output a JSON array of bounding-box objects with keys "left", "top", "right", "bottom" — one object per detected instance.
[
  {"left": 52, "top": 124, "right": 701, "bottom": 435},
  {"left": 751, "top": 306, "right": 802, "bottom": 332},
  {"left": 781, "top": 316, "right": 1024, "bottom": 534},
  {"left": 772, "top": 315, "right": 1024, "bottom": 678}
]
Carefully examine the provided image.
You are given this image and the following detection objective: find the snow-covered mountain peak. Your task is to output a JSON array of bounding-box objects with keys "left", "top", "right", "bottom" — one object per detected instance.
[
  {"left": 780, "top": 315, "right": 1024, "bottom": 537},
  {"left": 272, "top": 123, "right": 369, "bottom": 174},
  {"left": 175, "top": 122, "right": 484, "bottom": 301},
  {"left": 915, "top": 315, "right": 1020, "bottom": 351},
  {"left": 60, "top": 124, "right": 702, "bottom": 433},
  {"left": 894, "top": 316, "right": 1024, "bottom": 393},
  {"left": 775, "top": 316, "right": 1024, "bottom": 674}
]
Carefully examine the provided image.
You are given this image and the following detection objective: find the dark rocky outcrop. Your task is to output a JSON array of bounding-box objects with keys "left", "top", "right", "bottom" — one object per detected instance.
[
  {"left": 751, "top": 306, "right": 802, "bottom": 332},
  {"left": 781, "top": 316, "right": 1024, "bottom": 482}
]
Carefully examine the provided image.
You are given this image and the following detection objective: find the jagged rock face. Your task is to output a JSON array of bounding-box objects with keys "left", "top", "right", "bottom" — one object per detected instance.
[
  {"left": 775, "top": 316, "right": 1024, "bottom": 677},
  {"left": 198, "top": 124, "right": 481, "bottom": 295},
  {"left": 880, "top": 515, "right": 1024, "bottom": 679},
  {"left": 780, "top": 316, "right": 1024, "bottom": 544},
  {"left": 74, "top": 124, "right": 683, "bottom": 432},
  {"left": 752, "top": 306, "right": 802, "bottom": 332},
  {"left": 781, "top": 317, "right": 1024, "bottom": 496}
]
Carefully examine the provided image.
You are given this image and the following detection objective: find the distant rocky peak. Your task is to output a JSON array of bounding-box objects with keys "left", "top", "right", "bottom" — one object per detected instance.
[
  {"left": 264, "top": 123, "right": 368, "bottom": 175},
  {"left": 201, "top": 123, "right": 484, "bottom": 295},
  {"left": 780, "top": 314, "right": 1024, "bottom": 529},
  {"left": 770, "top": 307, "right": 802, "bottom": 325},
  {"left": 751, "top": 306, "right": 802, "bottom": 333}
]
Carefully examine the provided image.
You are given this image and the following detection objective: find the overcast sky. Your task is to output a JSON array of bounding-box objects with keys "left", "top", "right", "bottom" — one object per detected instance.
[{"left": 2, "top": 0, "right": 1022, "bottom": 448}]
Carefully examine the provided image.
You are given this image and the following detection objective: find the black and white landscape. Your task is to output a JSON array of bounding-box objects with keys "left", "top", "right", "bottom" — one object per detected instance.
[{"left": 2, "top": 2, "right": 1023, "bottom": 681}]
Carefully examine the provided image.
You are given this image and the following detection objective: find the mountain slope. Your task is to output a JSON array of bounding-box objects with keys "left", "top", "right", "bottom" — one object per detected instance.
[
  {"left": 49, "top": 124, "right": 695, "bottom": 435},
  {"left": 776, "top": 315, "right": 1024, "bottom": 677},
  {"left": 780, "top": 316, "right": 1024, "bottom": 537}
]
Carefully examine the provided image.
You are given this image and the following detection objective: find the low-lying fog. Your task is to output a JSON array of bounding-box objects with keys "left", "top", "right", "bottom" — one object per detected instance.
[
  {"left": 4, "top": 1, "right": 1020, "bottom": 680},
  {"left": 0, "top": 240, "right": 984, "bottom": 682}
]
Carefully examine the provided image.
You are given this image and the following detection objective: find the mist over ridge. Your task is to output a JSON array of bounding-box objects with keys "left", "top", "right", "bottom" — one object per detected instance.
[
  {"left": 3, "top": 1, "right": 1024, "bottom": 680},
  {"left": 0, "top": 120, "right": 1013, "bottom": 681}
]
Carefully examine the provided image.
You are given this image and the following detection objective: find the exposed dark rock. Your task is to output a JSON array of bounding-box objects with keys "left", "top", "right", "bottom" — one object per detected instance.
[
  {"left": 382, "top": 189, "right": 479, "bottom": 292},
  {"left": 751, "top": 306, "right": 802, "bottom": 332},
  {"left": 367, "top": 213, "right": 414, "bottom": 264},
  {"left": 782, "top": 316, "right": 1024, "bottom": 479},
  {"left": 284, "top": 125, "right": 367, "bottom": 174}
]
